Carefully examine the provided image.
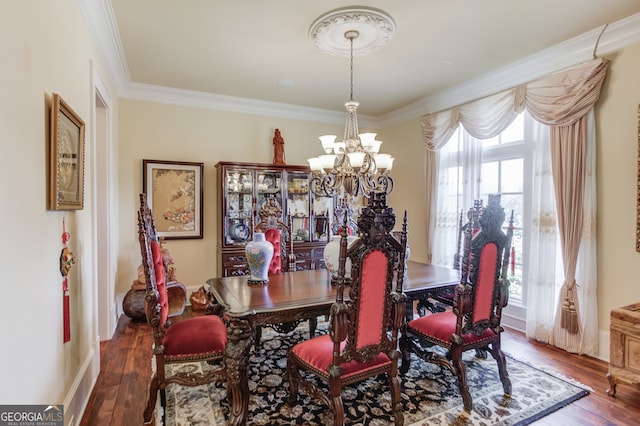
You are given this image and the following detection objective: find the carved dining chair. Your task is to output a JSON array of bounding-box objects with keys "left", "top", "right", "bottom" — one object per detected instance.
[
  {"left": 252, "top": 196, "right": 316, "bottom": 349},
  {"left": 287, "top": 193, "right": 408, "bottom": 426},
  {"left": 137, "top": 194, "right": 228, "bottom": 424},
  {"left": 400, "top": 194, "right": 514, "bottom": 412}
]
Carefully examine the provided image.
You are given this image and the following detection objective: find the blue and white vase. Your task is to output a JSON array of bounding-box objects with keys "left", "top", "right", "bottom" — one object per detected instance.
[{"left": 245, "top": 232, "right": 274, "bottom": 285}]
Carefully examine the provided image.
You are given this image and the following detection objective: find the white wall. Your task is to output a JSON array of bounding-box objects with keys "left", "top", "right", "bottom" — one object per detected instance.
[
  {"left": 0, "top": 1, "right": 116, "bottom": 424},
  {"left": 596, "top": 43, "right": 640, "bottom": 333}
]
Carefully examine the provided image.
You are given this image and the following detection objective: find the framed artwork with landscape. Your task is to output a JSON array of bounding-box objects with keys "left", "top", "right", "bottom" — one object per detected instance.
[
  {"left": 143, "top": 159, "right": 204, "bottom": 239},
  {"left": 49, "top": 93, "right": 85, "bottom": 210}
]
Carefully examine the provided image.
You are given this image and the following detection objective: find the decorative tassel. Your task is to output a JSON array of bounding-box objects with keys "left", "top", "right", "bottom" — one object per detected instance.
[
  {"left": 60, "top": 218, "right": 75, "bottom": 343},
  {"left": 510, "top": 247, "right": 515, "bottom": 276},
  {"left": 560, "top": 284, "right": 580, "bottom": 334}
]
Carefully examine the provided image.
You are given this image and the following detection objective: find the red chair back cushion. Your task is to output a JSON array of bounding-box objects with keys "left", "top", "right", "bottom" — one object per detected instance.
[
  {"left": 150, "top": 240, "right": 169, "bottom": 327},
  {"left": 264, "top": 228, "right": 281, "bottom": 274},
  {"left": 473, "top": 243, "right": 497, "bottom": 323},
  {"left": 356, "top": 249, "right": 387, "bottom": 349}
]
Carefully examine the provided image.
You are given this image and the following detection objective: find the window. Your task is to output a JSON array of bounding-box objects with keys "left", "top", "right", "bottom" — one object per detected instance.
[{"left": 433, "top": 112, "right": 532, "bottom": 304}]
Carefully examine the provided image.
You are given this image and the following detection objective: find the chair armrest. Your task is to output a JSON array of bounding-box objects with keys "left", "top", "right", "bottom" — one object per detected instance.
[
  {"left": 166, "top": 281, "right": 186, "bottom": 317},
  {"left": 391, "top": 292, "right": 407, "bottom": 329}
]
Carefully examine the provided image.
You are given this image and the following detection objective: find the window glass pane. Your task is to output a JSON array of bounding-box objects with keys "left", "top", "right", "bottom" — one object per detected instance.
[
  {"left": 501, "top": 159, "right": 523, "bottom": 193},
  {"left": 499, "top": 194, "right": 522, "bottom": 227},
  {"left": 481, "top": 162, "right": 499, "bottom": 194},
  {"left": 434, "top": 110, "right": 530, "bottom": 307},
  {"left": 442, "top": 166, "right": 461, "bottom": 196},
  {"left": 509, "top": 228, "right": 523, "bottom": 299},
  {"left": 501, "top": 114, "right": 524, "bottom": 143}
]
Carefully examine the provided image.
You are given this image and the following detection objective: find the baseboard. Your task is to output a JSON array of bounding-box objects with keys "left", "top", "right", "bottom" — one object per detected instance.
[
  {"left": 502, "top": 303, "right": 526, "bottom": 334},
  {"left": 598, "top": 329, "right": 610, "bottom": 362},
  {"left": 63, "top": 339, "right": 101, "bottom": 426}
]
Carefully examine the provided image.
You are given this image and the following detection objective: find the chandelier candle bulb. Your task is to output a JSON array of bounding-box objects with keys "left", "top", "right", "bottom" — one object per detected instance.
[
  {"left": 369, "top": 140, "right": 382, "bottom": 153},
  {"left": 347, "top": 152, "right": 366, "bottom": 168},
  {"left": 375, "top": 154, "right": 394, "bottom": 171},
  {"left": 319, "top": 154, "right": 337, "bottom": 171},
  {"left": 308, "top": 157, "right": 322, "bottom": 172},
  {"left": 319, "top": 135, "right": 337, "bottom": 153},
  {"left": 359, "top": 133, "right": 376, "bottom": 150},
  {"left": 333, "top": 141, "right": 346, "bottom": 154}
]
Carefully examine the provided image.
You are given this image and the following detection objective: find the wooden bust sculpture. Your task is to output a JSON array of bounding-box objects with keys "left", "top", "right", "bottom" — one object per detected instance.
[{"left": 273, "top": 128, "right": 286, "bottom": 165}]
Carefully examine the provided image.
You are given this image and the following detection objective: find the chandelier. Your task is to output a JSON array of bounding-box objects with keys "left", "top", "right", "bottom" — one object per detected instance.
[{"left": 307, "top": 8, "right": 396, "bottom": 198}]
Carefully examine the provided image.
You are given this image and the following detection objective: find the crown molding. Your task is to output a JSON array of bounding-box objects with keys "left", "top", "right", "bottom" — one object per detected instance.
[
  {"left": 79, "top": 0, "right": 129, "bottom": 94},
  {"left": 81, "top": 2, "right": 639, "bottom": 129},
  {"left": 379, "top": 12, "right": 640, "bottom": 127},
  {"left": 122, "top": 82, "right": 383, "bottom": 127}
]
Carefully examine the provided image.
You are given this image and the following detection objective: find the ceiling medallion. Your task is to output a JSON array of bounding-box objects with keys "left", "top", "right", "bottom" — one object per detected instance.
[{"left": 309, "top": 7, "right": 396, "bottom": 57}]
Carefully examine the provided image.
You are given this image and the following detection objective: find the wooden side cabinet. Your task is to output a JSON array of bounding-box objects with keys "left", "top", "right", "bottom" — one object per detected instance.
[{"left": 607, "top": 303, "right": 640, "bottom": 396}]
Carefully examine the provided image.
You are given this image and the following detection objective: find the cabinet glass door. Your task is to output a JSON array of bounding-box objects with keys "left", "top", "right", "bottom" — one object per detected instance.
[
  {"left": 287, "top": 172, "right": 310, "bottom": 242},
  {"left": 225, "top": 170, "right": 253, "bottom": 245},
  {"left": 256, "top": 171, "right": 283, "bottom": 217},
  {"left": 311, "top": 195, "right": 332, "bottom": 241}
]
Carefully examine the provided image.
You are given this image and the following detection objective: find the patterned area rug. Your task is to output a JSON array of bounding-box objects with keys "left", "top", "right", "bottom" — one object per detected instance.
[{"left": 157, "top": 323, "right": 588, "bottom": 426}]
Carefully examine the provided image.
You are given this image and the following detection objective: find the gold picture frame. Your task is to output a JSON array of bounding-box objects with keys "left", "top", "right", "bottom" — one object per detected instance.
[
  {"left": 636, "top": 104, "right": 640, "bottom": 252},
  {"left": 49, "top": 93, "right": 85, "bottom": 210},
  {"left": 143, "top": 159, "right": 204, "bottom": 239}
]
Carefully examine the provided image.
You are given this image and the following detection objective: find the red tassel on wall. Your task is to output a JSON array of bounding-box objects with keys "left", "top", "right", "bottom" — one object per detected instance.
[
  {"left": 60, "top": 218, "right": 75, "bottom": 343},
  {"left": 510, "top": 246, "right": 515, "bottom": 275},
  {"left": 63, "top": 277, "right": 70, "bottom": 342}
]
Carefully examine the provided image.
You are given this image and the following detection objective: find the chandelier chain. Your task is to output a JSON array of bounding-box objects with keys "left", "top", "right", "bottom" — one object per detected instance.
[{"left": 349, "top": 34, "right": 354, "bottom": 102}]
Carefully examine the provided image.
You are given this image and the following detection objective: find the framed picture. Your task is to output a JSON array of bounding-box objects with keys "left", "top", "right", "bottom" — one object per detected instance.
[
  {"left": 143, "top": 159, "right": 204, "bottom": 239},
  {"left": 49, "top": 93, "right": 85, "bottom": 210}
]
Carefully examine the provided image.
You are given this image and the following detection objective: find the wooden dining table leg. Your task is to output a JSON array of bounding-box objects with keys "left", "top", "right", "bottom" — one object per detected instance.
[{"left": 225, "top": 317, "right": 253, "bottom": 426}]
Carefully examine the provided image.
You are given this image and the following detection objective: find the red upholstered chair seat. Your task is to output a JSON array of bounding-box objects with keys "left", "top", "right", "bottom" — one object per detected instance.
[
  {"left": 407, "top": 312, "right": 496, "bottom": 348},
  {"left": 163, "top": 315, "right": 228, "bottom": 360},
  {"left": 290, "top": 334, "right": 391, "bottom": 379}
]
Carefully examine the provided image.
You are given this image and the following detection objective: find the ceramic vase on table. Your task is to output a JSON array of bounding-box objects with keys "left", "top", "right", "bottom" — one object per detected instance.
[
  {"left": 245, "top": 232, "right": 274, "bottom": 285},
  {"left": 323, "top": 235, "right": 358, "bottom": 284}
]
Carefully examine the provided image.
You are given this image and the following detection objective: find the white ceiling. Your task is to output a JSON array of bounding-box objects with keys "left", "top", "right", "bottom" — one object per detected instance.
[{"left": 89, "top": 1, "right": 640, "bottom": 123}]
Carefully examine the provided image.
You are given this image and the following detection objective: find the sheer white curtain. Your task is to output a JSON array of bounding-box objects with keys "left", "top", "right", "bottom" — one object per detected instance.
[
  {"left": 432, "top": 129, "right": 483, "bottom": 268},
  {"left": 526, "top": 115, "right": 563, "bottom": 343},
  {"left": 422, "top": 58, "right": 608, "bottom": 356}
]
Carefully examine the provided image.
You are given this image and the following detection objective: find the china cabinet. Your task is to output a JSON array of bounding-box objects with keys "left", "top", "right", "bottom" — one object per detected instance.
[{"left": 215, "top": 161, "right": 333, "bottom": 277}]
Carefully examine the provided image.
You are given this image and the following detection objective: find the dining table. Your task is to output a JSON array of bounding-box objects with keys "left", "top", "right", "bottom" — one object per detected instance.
[{"left": 206, "top": 260, "right": 460, "bottom": 425}]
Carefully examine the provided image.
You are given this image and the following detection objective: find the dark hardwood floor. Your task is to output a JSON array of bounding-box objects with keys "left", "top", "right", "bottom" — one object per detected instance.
[{"left": 80, "top": 308, "right": 640, "bottom": 425}]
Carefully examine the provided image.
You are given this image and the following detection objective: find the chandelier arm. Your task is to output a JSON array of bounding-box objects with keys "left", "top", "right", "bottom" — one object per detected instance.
[{"left": 377, "top": 175, "right": 394, "bottom": 195}]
